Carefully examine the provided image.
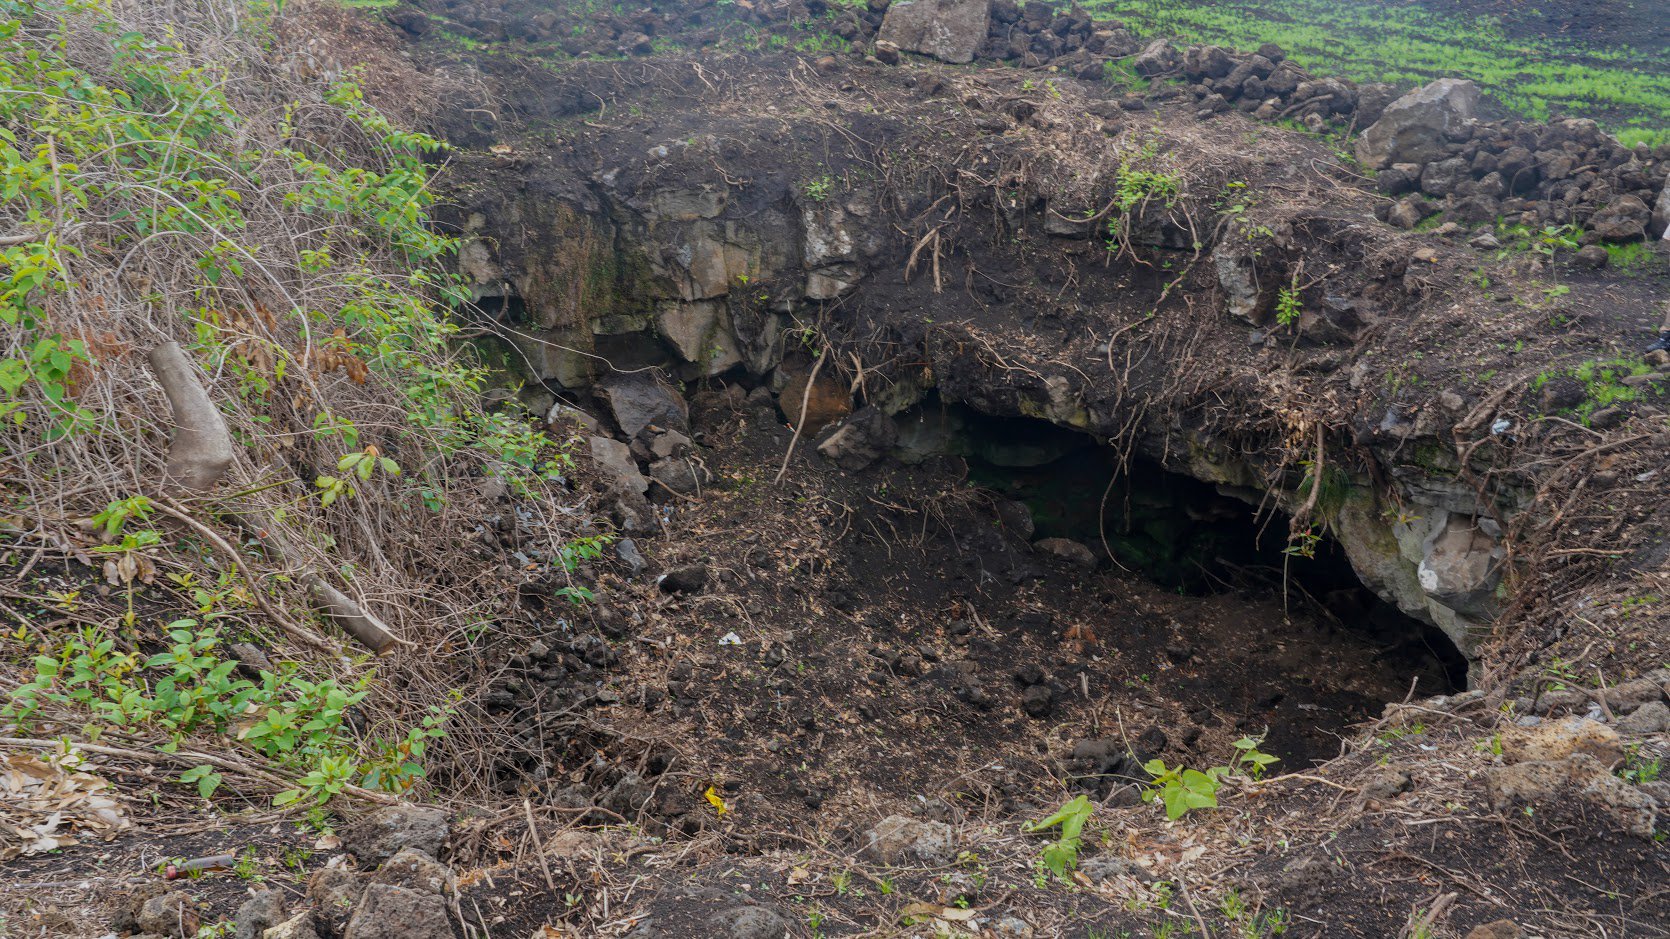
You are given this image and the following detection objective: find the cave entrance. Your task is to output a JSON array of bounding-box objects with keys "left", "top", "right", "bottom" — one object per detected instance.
[{"left": 919, "top": 402, "right": 1469, "bottom": 698}]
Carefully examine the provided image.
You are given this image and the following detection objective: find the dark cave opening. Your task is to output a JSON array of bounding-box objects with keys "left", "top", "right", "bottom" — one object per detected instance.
[{"left": 905, "top": 400, "right": 1470, "bottom": 695}]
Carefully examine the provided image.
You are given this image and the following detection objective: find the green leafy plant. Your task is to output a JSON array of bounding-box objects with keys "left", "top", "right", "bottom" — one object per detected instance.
[
  {"left": 1274, "top": 284, "right": 1303, "bottom": 327},
  {"left": 1142, "top": 759, "right": 1229, "bottom": 819},
  {"left": 1232, "top": 736, "right": 1279, "bottom": 780},
  {"left": 1023, "top": 794, "right": 1095, "bottom": 877},
  {"left": 802, "top": 175, "right": 835, "bottom": 202},
  {"left": 90, "top": 496, "right": 155, "bottom": 540}
]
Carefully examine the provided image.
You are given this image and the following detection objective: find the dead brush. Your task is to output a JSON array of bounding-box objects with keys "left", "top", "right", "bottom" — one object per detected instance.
[{"left": 0, "top": 0, "right": 587, "bottom": 803}]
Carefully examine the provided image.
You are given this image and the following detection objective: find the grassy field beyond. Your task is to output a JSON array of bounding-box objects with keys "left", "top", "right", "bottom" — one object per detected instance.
[{"left": 1083, "top": 0, "right": 1670, "bottom": 146}]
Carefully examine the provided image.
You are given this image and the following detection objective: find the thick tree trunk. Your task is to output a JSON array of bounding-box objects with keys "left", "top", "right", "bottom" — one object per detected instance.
[{"left": 147, "top": 342, "right": 234, "bottom": 492}]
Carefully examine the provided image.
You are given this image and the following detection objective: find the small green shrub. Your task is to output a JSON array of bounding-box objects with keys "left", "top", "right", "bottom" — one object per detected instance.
[
  {"left": 1143, "top": 760, "right": 1228, "bottom": 819},
  {"left": 1274, "top": 286, "right": 1303, "bottom": 327},
  {"left": 1023, "top": 794, "right": 1095, "bottom": 878},
  {"left": 803, "top": 175, "right": 835, "bottom": 202},
  {"left": 4, "top": 620, "right": 449, "bottom": 806}
]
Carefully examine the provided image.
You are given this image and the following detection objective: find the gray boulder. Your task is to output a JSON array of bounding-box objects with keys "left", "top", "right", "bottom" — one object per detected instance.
[
  {"left": 877, "top": 0, "right": 990, "bottom": 64},
  {"left": 1588, "top": 195, "right": 1650, "bottom": 242},
  {"left": 816, "top": 407, "right": 897, "bottom": 472},
  {"left": 623, "top": 886, "right": 792, "bottom": 939},
  {"left": 1617, "top": 700, "right": 1670, "bottom": 735},
  {"left": 598, "top": 371, "right": 689, "bottom": 437},
  {"left": 1132, "top": 39, "right": 1181, "bottom": 78},
  {"left": 1035, "top": 537, "right": 1098, "bottom": 569},
  {"left": 235, "top": 890, "right": 286, "bottom": 939},
  {"left": 590, "top": 436, "right": 649, "bottom": 495},
  {"left": 343, "top": 805, "right": 450, "bottom": 866},
  {"left": 342, "top": 884, "right": 452, "bottom": 939},
  {"left": 648, "top": 456, "right": 709, "bottom": 497},
  {"left": 1356, "top": 79, "right": 1480, "bottom": 169}
]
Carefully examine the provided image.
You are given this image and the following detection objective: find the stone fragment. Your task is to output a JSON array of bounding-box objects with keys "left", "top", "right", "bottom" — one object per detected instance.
[
  {"left": 863, "top": 814, "right": 956, "bottom": 865},
  {"left": 589, "top": 436, "right": 648, "bottom": 495},
  {"left": 263, "top": 912, "right": 321, "bottom": 939},
  {"left": 1574, "top": 244, "right": 1609, "bottom": 268},
  {"left": 343, "top": 805, "right": 450, "bottom": 866},
  {"left": 370, "top": 847, "right": 454, "bottom": 896},
  {"left": 657, "top": 564, "right": 709, "bottom": 594},
  {"left": 816, "top": 407, "right": 897, "bottom": 472},
  {"left": 1589, "top": 195, "right": 1650, "bottom": 241},
  {"left": 1500, "top": 715, "right": 1623, "bottom": 767},
  {"left": 1617, "top": 700, "right": 1670, "bottom": 735},
  {"left": 236, "top": 890, "right": 286, "bottom": 939},
  {"left": 876, "top": 0, "right": 989, "bottom": 64},
  {"left": 1652, "top": 177, "right": 1670, "bottom": 239},
  {"left": 1035, "top": 537, "right": 1098, "bottom": 569},
  {"left": 1484, "top": 753, "right": 1656, "bottom": 837},
  {"left": 1132, "top": 39, "right": 1180, "bottom": 77},
  {"left": 342, "top": 884, "right": 452, "bottom": 939},
  {"left": 136, "top": 892, "right": 199, "bottom": 938},
  {"left": 597, "top": 371, "right": 689, "bottom": 438},
  {"left": 1356, "top": 79, "right": 1480, "bottom": 169}
]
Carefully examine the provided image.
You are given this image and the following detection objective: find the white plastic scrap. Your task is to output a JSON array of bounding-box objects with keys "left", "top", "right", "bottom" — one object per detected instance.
[
  {"left": 1490, "top": 419, "right": 1512, "bottom": 435},
  {"left": 718, "top": 632, "right": 742, "bottom": 646}
]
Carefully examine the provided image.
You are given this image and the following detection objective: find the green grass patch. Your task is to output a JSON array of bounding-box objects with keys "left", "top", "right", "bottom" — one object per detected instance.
[
  {"left": 1081, "top": 0, "right": 1670, "bottom": 136},
  {"left": 1605, "top": 241, "right": 1661, "bottom": 272},
  {"left": 1532, "top": 357, "right": 1665, "bottom": 421}
]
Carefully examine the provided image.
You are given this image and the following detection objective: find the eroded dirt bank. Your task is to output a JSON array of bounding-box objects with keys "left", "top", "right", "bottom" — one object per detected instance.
[
  {"left": 8, "top": 1, "right": 1670, "bottom": 937},
  {"left": 366, "top": 5, "right": 1670, "bottom": 933}
]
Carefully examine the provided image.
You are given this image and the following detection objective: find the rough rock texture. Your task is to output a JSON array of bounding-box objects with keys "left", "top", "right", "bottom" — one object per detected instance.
[
  {"left": 1588, "top": 195, "right": 1650, "bottom": 241},
  {"left": 263, "top": 912, "right": 321, "bottom": 939},
  {"left": 1416, "top": 514, "right": 1504, "bottom": 617},
  {"left": 877, "top": 0, "right": 990, "bottom": 64},
  {"left": 863, "top": 814, "right": 957, "bottom": 865},
  {"left": 136, "top": 891, "right": 200, "bottom": 938},
  {"left": 1212, "top": 243, "right": 1266, "bottom": 324},
  {"left": 1617, "top": 699, "right": 1670, "bottom": 734},
  {"left": 657, "top": 564, "right": 709, "bottom": 594},
  {"left": 235, "top": 890, "right": 286, "bottom": 939},
  {"left": 1355, "top": 79, "right": 1480, "bottom": 169},
  {"left": 370, "top": 847, "right": 454, "bottom": 895},
  {"left": 816, "top": 407, "right": 897, "bottom": 471},
  {"left": 1484, "top": 753, "right": 1657, "bottom": 838},
  {"left": 1035, "top": 537, "right": 1098, "bottom": 569},
  {"left": 342, "top": 805, "right": 450, "bottom": 866},
  {"left": 1500, "top": 716, "right": 1623, "bottom": 766},
  {"left": 590, "top": 436, "right": 649, "bottom": 495},
  {"left": 342, "top": 884, "right": 453, "bottom": 939},
  {"left": 622, "top": 886, "right": 793, "bottom": 939},
  {"left": 598, "top": 371, "right": 690, "bottom": 437},
  {"left": 1653, "top": 178, "right": 1670, "bottom": 239},
  {"left": 1132, "top": 38, "right": 1180, "bottom": 77}
]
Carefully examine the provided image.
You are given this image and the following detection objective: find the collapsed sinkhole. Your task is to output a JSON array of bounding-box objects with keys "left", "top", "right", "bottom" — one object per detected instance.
[{"left": 907, "top": 400, "right": 1470, "bottom": 697}]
